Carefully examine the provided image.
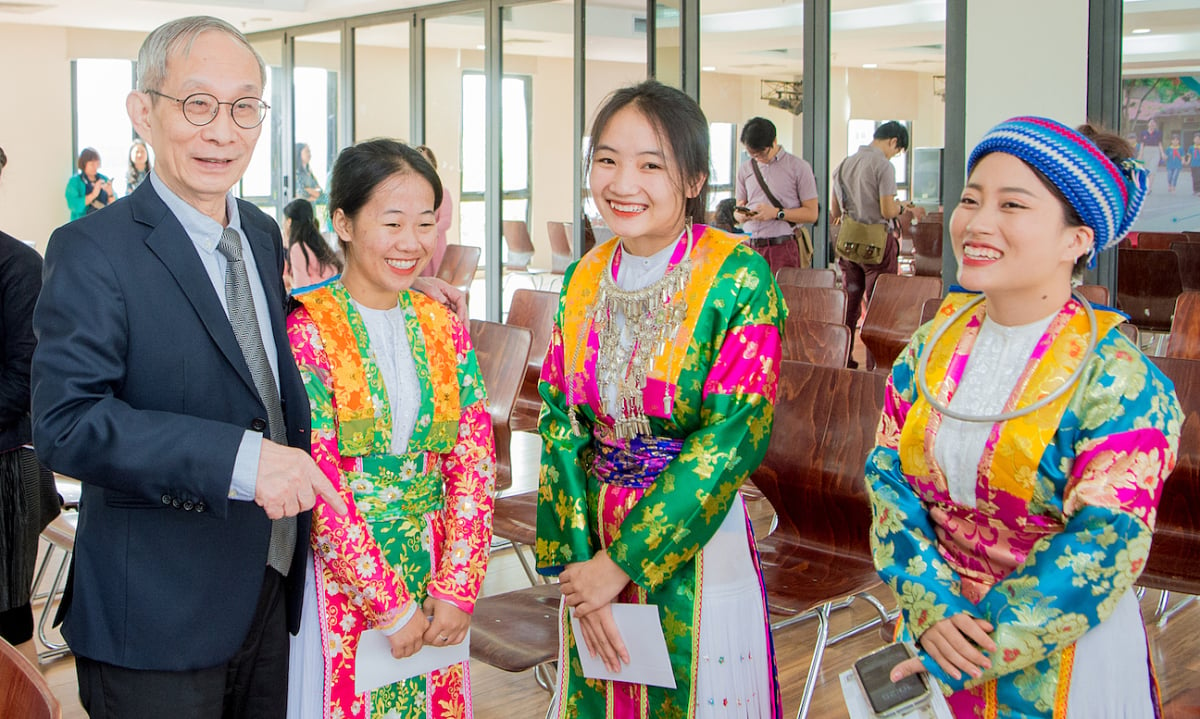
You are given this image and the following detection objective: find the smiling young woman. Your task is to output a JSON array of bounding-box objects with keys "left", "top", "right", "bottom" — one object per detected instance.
[
  {"left": 865, "top": 117, "right": 1182, "bottom": 719},
  {"left": 536, "top": 80, "right": 787, "bottom": 719}
]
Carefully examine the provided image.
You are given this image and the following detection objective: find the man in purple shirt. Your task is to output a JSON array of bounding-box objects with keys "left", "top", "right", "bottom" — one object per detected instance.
[{"left": 734, "top": 117, "right": 820, "bottom": 272}]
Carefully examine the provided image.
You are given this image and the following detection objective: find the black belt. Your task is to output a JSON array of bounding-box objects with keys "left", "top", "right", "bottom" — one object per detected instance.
[{"left": 748, "top": 235, "right": 793, "bottom": 248}]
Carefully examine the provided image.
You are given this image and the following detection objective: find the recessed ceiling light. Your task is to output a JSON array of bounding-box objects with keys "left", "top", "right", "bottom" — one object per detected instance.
[
  {"left": 702, "top": 66, "right": 716, "bottom": 72},
  {"left": 862, "top": 63, "right": 878, "bottom": 69},
  {"left": 1131, "top": 28, "right": 1151, "bottom": 34}
]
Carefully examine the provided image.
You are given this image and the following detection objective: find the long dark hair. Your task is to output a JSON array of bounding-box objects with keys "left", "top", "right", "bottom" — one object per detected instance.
[
  {"left": 586, "top": 81, "right": 710, "bottom": 223},
  {"left": 284, "top": 198, "right": 342, "bottom": 277}
]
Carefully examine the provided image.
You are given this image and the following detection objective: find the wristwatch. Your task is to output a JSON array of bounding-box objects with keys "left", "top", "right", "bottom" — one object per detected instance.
[{"left": 776, "top": 209, "right": 786, "bottom": 221}]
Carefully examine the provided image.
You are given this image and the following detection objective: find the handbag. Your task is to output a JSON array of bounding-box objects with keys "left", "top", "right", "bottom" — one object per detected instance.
[
  {"left": 750, "top": 160, "right": 814, "bottom": 268},
  {"left": 833, "top": 165, "right": 888, "bottom": 266}
]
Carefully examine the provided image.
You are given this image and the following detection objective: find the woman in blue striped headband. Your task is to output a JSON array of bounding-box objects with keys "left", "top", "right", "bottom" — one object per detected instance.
[{"left": 864, "top": 117, "right": 1182, "bottom": 718}]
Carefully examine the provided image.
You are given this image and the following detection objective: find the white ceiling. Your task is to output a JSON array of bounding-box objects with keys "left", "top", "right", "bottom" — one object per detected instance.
[{"left": 0, "top": 0, "right": 1196, "bottom": 78}]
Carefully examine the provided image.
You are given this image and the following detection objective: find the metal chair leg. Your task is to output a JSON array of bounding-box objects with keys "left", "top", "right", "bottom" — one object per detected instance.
[
  {"left": 36, "top": 548, "right": 72, "bottom": 662},
  {"left": 828, "top": 592, "right": 897, "bottom": 646},
  {"left": 1154, "top": 589, "right": 1171, "bottom": 621},
  {"left": 1158, "top": 594, "right": 1196, "bottom": 629},
  {"left": 795, "top": 602, "right": 830, "bottom": 719}
]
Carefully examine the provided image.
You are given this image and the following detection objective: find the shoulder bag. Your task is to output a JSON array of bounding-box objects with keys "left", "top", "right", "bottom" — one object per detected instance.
[{"left": 833, "top": 161, "right": 887, "bottom": 266}]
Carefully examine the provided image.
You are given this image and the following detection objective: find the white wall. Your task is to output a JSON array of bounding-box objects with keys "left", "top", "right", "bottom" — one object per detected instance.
[{"left": 964, "top": 0, "right": 1088, "bottom": 149}]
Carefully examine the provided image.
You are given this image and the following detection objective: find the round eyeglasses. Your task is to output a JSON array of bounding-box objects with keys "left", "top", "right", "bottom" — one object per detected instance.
[{"left": 147, "top": 90, "right": 270, "bottom": 129}]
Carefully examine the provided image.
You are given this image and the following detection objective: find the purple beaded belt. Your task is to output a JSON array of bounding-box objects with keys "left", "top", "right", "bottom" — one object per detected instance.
[{"left": 590, "top": 433, "right": 685, "bottom": 489}]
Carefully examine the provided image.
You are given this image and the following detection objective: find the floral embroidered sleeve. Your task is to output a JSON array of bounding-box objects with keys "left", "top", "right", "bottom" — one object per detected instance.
[
  {"left": 287, "top": 307, "right": 412, "bottom": 629},
  {"left": 867, "top": 330, "right": 979, "bottom": 643},
  {"left": 428, "top": 318, "right": 496, "bottom": 613},
  {"left": 536, "top": 276, "right": 597, "bottom": 575},
  {"left": 606, "top": 259, "right": 783, "bottom": 591},
  {"left": 936, "top": 335, "right": 1183, "bottom": 691}
]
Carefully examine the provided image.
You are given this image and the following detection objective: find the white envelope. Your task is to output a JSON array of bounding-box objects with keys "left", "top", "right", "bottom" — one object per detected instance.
[
  {"left": 354, "top": 629, "right": 471, "bottom": 695},
  {"left": 570, "top": 603, "right": 677, "bottom": 689}
]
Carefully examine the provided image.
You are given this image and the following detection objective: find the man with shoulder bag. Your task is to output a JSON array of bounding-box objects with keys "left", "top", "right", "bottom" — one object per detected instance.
[
  {"left": 830, "top": 121, "right": 916, "bottom": 369},
  {"left": 734, "top": 117, "right": 820, "bottom": 273}
]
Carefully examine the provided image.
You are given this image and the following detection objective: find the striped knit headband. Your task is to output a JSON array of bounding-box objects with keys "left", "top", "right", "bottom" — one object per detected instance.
[{"left": 967, "top": 116, "right": 1149, "bottom": 268}]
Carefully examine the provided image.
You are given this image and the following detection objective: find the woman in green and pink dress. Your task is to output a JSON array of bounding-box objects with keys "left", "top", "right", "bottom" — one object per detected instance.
[
  {"left": 536, "top": 81, "right": 785, "bottom": 718},
  {"left": 286, "top": 139, "right": 494, "bottom": 719}
]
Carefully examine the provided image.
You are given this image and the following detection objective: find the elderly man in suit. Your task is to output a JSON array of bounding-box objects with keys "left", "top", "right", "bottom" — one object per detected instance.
[{"left": 31, "top": 16, "right": 456, "bottom": 718}]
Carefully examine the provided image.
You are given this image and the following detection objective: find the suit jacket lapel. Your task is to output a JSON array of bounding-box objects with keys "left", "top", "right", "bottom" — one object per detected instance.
[{"left": 133, "top": 185, "right": 260, "bottom": 398}]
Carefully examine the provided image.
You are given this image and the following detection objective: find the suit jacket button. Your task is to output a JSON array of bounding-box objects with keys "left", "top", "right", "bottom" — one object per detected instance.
[
  {"left": 196, "top": 503, "right": 206, "bottom": 513},
  {"left": 161, "top": 494, "right": 171, "bottom": 505},
  {"left": 172, "top": 498, "right": 181, "bottom": 508},
  {"left": 183, "top": 501, "right": 194, "bottom": 511},
  {"left": 251, "top": 418, "right": 267, "bottom": 432}
]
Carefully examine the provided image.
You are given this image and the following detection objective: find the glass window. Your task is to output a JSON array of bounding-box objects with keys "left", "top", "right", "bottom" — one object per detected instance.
[
  {"left": 709, "top": 122, "right": 737, "bottom": 207},
  {"left": 72, "top": 58, "right": 136, "bottom": 198},
  {"left": 1121, "top": 0, "right": 1200, "bottom": 231},
  {"left": 293, "top": 30, "right": 341, "bottom": 228},
  {"left": 354, "top": 22, "right": 411, "bottom": 144},
  {"left": 243, "top": 38, "right": 283, "bottom": 220}
]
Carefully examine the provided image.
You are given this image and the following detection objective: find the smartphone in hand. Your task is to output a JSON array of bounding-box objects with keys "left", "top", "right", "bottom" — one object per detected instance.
[
  {"left": 853, "top": 643, "right": 930, "bottom": 717},
  {"left": 734, "top": 206, "right": 755, "bottom": 215}
]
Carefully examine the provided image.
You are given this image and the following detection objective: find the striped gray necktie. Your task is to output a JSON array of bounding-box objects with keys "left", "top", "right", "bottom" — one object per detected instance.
[{"left": 217, "top": 227, "right": 296, "bottom": 577}]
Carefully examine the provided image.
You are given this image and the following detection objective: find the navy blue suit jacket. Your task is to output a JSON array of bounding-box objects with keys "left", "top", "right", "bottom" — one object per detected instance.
[{"left": 31, "top": 182, "right": 311, "bottom": 671}]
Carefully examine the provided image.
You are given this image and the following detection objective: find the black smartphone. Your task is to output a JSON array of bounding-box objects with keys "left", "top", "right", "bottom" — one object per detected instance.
[
  {"left": 734, "top": 206, "right": 754, "bottom": 214},
  {"left": 853, "top": 643, "right": 930, "bottom": 716}
]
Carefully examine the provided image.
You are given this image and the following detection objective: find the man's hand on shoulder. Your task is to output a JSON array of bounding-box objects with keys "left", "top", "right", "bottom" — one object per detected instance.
[{"left": 254, "top": 440, "right": 347, "bottom": 517}]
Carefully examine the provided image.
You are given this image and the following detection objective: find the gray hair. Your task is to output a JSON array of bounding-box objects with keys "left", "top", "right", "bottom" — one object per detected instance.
[{"left": 137, "top": 16, "right": 266, "bottom": 93}]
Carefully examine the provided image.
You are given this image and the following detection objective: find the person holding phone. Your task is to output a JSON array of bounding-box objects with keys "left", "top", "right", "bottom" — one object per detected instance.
[
  {"left": 65, "top": 147, "right": 115, "bottom": 220},
  {"left": 865, "top": 117, "right": 1181, "bottom": 718},
  {"left": 734, "top": 117, "right": 819, "bottom": 272},
  {"left": 536, "top": 81, "right": 785, "bottom": 718}
]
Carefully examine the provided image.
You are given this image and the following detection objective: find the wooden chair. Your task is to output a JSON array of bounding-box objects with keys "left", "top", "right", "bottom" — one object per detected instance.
[
  {"left": 1076, "top": 284, "right": 1110, "bottom": 306},
  {"left": 0, "top": 636, "right": 60, "bottom": 719},
  {"left": 776, "top": 267, "right": 837, "bottom": 289},
  {"left": 505, "top": 289, "right": 559, "bottom": 434},
  {"left": 919, "top": 296, "right": 941, "bottom": 325},
  {"left": 910, "top": 221, "right": 943, "bottom": 278},
  {"left": 546, "top": 221, "right": 574, "bottom": 274},
  {"left": 1166, "top": 292, "right": 1200, "bottom": 361},
  {"left": 434, "top": 244, "right": 481, "bottom": 294},
  {"left": 1140, "top": 356, "right": 1200, "bottom": 598},
  {"left": 469, "top": 583, "right": 562, "bottom": 691},
  {"left": 468, "top": 320, "right": 532, "bottom": 493},
  {"left": 1172, "top": 242, "right": 1200, "bottom": 293},
  {"left": 1117, "top": 248, "right": 1183, "bottom": 333},
  {"left": 1132, "top": 231, "right": 1188, "bottom": 251},
  {"left": 781, "top": 318, "right": 851, "bottom": 367},
  {"left": 1184, "top": 231, "right": 1200, "bottom": 244},
  {"left": 751, "top": 360, "right": 892, "bottom": 719},
  {"left": 501, "top": 220, "right": 536, "bottom": 270},
  {"left": 859, "top": 274, "right": 943, "bottom": 371},
  {"left": 779, "top": 285, "right": 847, "bottom": 325}
]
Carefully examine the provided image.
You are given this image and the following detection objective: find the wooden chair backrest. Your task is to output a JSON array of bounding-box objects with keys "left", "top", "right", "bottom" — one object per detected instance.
[
  {"left": 860, "top": 274, "right": 943, "bottom": 370},
  {"left": 468, "top": 320, "right": 533, "bottom": 493},
  {"left": 750, "top": 361, "right": 886, "bottom": 559},
  {"left": 501, "top": 220, "right": 535, "bottom": 271},
  {"left": 781, "top": 318, "right": 851, "bottom": 367},
  {"left": 1171, "top": 242, "right": 1200, "bottom": 293},
  {"left": 779, "top": 285, "right": 848, "bottom": 325},
  {"left": 435, "top": 244, "right": 481, "bottom": 292},
  {"left": 776, "top": 267, "right": 838, "bottom": 289},
  {"left": 505, "top": 289, "right": 560, "bottom": 414},
  {"left": 1076, "top": 284, "right": 1110, "bottom": 306},
  {"left": 919, "top": 296, "right": 941, "bottom": 325},
  {"left": 1166, "top": 292, "right": 1200, "bottom": 361},
  {"left": 1132, "top": 231, "right": 1188, "bottom": 251},
  {"left": 1117, "top": 248, "right": 1183, "bottom": 331},
  {"left": 0, "top": 636, "right": 60, "bottom": 719},
  {"left": 1142, "top": 356, "right": 1200, "bottom": 595},
  {"left": 546, "top": 221, "right": 574, "bottom": 273},
  {"left": 910, "top": 221, "right": 943, "bottom": 277}
]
